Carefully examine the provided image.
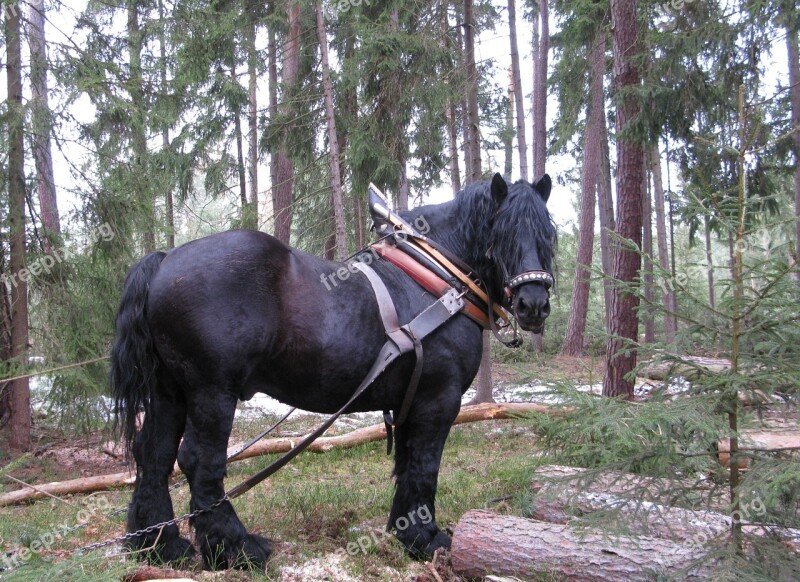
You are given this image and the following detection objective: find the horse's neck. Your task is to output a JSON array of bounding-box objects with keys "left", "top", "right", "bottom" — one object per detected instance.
[{"left": 401, "top": 202, "right": 476, "bottom": 266}]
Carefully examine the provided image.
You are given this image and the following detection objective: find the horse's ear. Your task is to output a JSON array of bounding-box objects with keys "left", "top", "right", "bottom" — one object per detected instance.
[
  {"left": 535, "top": 174, "right": 552, "bottom": 203},
  {"left": 490, "top": 173, "right": 508, "bottom": 210}
]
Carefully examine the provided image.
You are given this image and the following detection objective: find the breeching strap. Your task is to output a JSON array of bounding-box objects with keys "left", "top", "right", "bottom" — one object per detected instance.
[{"left": 224, "top": 284, "right": 464, "bottom": 501}]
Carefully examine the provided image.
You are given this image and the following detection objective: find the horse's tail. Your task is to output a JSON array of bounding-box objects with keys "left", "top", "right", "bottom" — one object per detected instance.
[{"left": 110, "top": 251, "right": 167, "bottom": 457}]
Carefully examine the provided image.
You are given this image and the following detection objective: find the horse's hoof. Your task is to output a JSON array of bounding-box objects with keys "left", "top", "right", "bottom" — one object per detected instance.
[
  {"left": 398, "top": 526, "right": 451, "bottom": 559},
  {"left": 202, "top": 533, "right": 272, "bottom": 571},
  {"left": 161, "top": 536, "right": 196, "bottom": 564},
  {"left": 129, "top": 534, "right": 195, "bottom": 566},
  {"left": 232, "top": 533, "right": 272, "bottom": 570}
]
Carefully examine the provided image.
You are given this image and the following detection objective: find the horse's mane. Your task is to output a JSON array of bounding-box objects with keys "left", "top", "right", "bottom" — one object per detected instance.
[{"left": 429, "top": 179, "right": 557, "bottom": 297}]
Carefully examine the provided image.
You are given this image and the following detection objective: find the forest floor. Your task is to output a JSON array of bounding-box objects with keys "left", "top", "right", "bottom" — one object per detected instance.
[{"left": 1, "top": 353, "right": 793, "bottom": 581}]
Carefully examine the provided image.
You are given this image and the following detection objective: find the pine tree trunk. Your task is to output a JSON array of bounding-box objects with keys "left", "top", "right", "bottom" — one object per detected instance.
[
  {"left": 317, "top": 3, "right": 347, "bottom": 260},
  {"left": 597, "top": 38, "right": 615, "bottom": 326},
  {"left": 0, "top": 258, "right": 11, "bottom": 427},
  {"left": 463, "top": 0, "right": 481, "bottom": 181},
  {"left": 469, "top": 332, "right": 494, "bottom": 404},
  {"left": 397, "top": 157, "right": 410, "bottom": 211},
  {"left": 705, "top": 215, "right": 716, "bottom": 310},
  {"left": 455, "top": 10, "right": 471, "bottom": 182},
  {"left": 602, "top": 0, "right": 644, "bottom": 399},
  {"left": 508, "top": 0, "right": 528, "bottom": 181},
  {"left": 787, "top": 26, "right": 800, "bottom": 275},
  {"left": 531, "top": 11, "right": 539, "bottom": 175},
  {"left": 529, "top": 0, "right": 549, "bottom": 353},
  {"left": 273, "top": 2, "right": 301, "bottom": 244},
  {"left": 642, "top": 160, "right": 655, "bottom": 343},
  {"left": 447, "top": 100, "right": 462, "bottom": 194},
  {"left": 5, "top": 2, "right": 31, "bottom": 450},
  {"left": 233, "top": 64, "right": 248, "bottom": 224},
  {"left": 650, "top": 144, "right": 676, "bottom": 341},
  {"left": 158, "top": 0, "right": 174, "bottom": 248},
  {"left": 463, "top": 0, "right": 492, "bottom": 402},
  {"left": 27, "top": 0, "right": 60, "bottom": 252},
  {"left": 127, "top": 1, "right": 154, "bottom": 253},
  {"left": 246, "top": 1, "right": 259, "bottom": 230},
  {"left": 562, "top": 30, "right": 603, "bottom": 357},
  {"left": 504, "top": 80, "right": 514, "bottom": 178},
  {"left": 268, "top": 7, "right": 278, "bottom": 205},
  {"left": 532, "top": 0, "right": 548, "bottom": 178}
]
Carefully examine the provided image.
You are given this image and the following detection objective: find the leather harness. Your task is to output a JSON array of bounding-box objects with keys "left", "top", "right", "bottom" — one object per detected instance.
[{"left": 221, "top": 186, "right": 553, "bottom": 500}]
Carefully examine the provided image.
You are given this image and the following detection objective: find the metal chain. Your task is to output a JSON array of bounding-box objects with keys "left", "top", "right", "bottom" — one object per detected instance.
[
  {"left": 0, "top": 407, "right": 298, "bottom": 574},
  {"left": 76, "top": 495, "right": 231, "bottom": 554},
  {"left": 77, "top": 407, "right": 298, "bottom": 550}
]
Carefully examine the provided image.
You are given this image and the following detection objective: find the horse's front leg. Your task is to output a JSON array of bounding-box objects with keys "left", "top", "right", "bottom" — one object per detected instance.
[
  {"left": 182, "top": 391, "right": 272, "bottom": 570},
  {"left": 388, "top": 383, "right": 461, "bottom": 558}
]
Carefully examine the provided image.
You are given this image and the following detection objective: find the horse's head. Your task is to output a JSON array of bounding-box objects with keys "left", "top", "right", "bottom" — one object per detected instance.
[{"left": 485, "top": 173, "right": 556, "bottom": 334}]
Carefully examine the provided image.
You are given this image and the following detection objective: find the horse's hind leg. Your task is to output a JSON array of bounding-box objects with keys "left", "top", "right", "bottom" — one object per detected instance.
[
  {"left": 179, "top": 391, "right": 271, "bottom": 570},
  {"left": 388, "top": 385, "right": 461, "bottom": 558},
  {"left": 127, "top": 380, "right": 194, "bottom": 563}
]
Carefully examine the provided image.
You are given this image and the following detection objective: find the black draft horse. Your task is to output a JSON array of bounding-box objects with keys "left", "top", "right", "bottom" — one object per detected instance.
[{"left": 111, "top": 173, "right": 556, "bottom": 569}]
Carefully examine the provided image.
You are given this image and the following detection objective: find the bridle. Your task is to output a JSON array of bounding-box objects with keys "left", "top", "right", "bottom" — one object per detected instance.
[{"left": 487, "top": 247, "right": 554, "bottom": 347}]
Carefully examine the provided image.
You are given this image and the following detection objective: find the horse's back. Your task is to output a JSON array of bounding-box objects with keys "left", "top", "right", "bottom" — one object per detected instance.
[{"left": 146, "top": 230, "right": 291, "bottom": 386}]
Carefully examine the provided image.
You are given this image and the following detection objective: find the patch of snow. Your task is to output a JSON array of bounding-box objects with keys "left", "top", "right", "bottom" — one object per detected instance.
[{"left": 278, "top": 552, "right": 359, "bottom": 581}]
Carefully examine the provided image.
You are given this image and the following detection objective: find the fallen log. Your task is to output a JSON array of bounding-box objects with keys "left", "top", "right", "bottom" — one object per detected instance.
[
  {"left": 718, "top": 430, "right": 800, "bottom": 468},
  {"left": 0, "top": 402, "right": 553, "bottom": 506},
  {"left": 450, "top": 509, "right": 712, "bottom": 580},
  {"left": 0, "top": 471, "right": 136, "bottom": 507},
  {"left": 530, "top": 465, "right": 800, "bottom": 549},
  {"left": 639, "top": 355, "right": 730, "bottom": 381},
  {"left": 531, "top": 464, "right": 724, "bottom": 511}
]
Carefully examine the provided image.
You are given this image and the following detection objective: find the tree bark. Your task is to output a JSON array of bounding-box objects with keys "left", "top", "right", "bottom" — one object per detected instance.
[
  {"left": 787, "top": 27, "right": 800, "bottom": 276},
  {"left": 503, "top": 78, "right": 514, "bottom": 178},
  {"left": 642, "top": 158, "right": 655, "bottom": 343},
  {"left": 5, "top": 1, "right": 31, "bottom": 451},
  {"left": 529, "top": 480, "right": 800, "bottom": 546},
  {"left": 317, "top": 4, "right": 347, "bottom": 259},
  {"left": 0, "top": 251, "right": 12, "bottom": 427},
  {"left": 127, "top": 0, "right": 154, "bottom": 253},
  {"left": 246, "top": 0, "right": 259, "bottom": 230},
  {"left": 0, "top": 403, "right": 560, "bottom": 505},
  {"left": 705, "top": 214, "right": 716, "bottom": 310},
  {"left": 463, "top": 0, "right": 493, "bottom": 401},
  {"left": 27, "top": 0, "right": 60, "bottom": 253},
  {"left": 463, "top": 0, "right": 481, "bottom": 181},
  {"left": 157, "top": 0, "right": 174, "bottom": 248},
  {"left": 530, "top": 465, "right": 720, "bottom": 509},
  {"left": 508, "top": 0, "right": 528, "bottom": 180},
  {"left": 602, "top": 0, "right": 644, "bottom": 399},
  {"left": 650, "top": 144, "right": 676, "bottom": 341},
  {"left": 273, "top": 2, "right": 301, "bottom": 244},
  {"left": 598, "top": 103, "right": 615, "bottom": 324},
  {"left": 446, "top": 100, "right": 462, "bottom": 195},
  {"left": 469, "top": 333, "right": 494, "bottom": 404},
  {"left": 531, "top": 0, "right": 548, "bottom": 178},
  {"left": 562, "top": 30, "right": 604, "bottom": 357},
  {"left": 232, "top": 66, "right": 249, "bottom": 225},
  {"left": 451, "top": 510, "right": 711, "bottom": 580},
  {"left": 268, "top": 5, "right": 278, "bottom": 210}
]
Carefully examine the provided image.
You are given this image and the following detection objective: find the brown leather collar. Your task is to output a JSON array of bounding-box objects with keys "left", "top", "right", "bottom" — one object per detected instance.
[{"left": 371, "top": 241, "right": 495, "bottom": 329}]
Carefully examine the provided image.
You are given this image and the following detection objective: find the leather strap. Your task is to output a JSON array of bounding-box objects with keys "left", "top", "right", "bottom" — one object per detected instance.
[
  {"left": 373, "top": 242, "right": 491, "bottom": 329},
  {"left": 225, "top": 288, "right": 465, "bottom": 500}
]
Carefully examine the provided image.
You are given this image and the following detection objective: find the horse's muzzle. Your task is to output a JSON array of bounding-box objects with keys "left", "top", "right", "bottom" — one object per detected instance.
[{"left": 512, "top": 284, "right": 550, "bottom": 333}]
